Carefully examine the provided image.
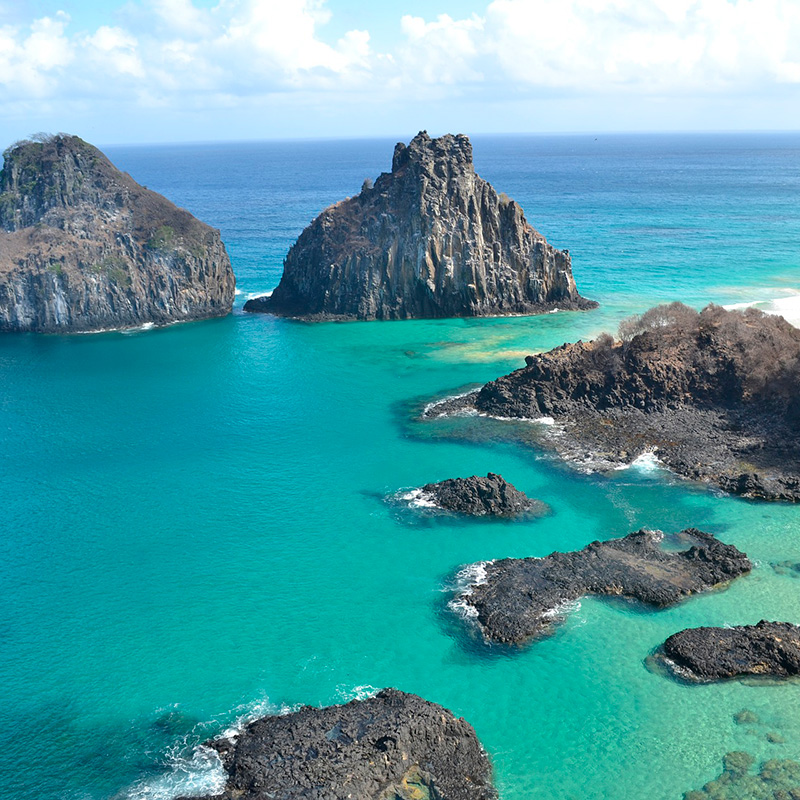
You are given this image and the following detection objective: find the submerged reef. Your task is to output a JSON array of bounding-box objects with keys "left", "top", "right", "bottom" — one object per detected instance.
[
  {"left": 660, "top": 621, "right": 800, "bottom": 681},
  {"left": 245, "top": 131, "right": 595, "bottom": 320},
  {"left": 428, "top": 303, "right": 800, "bottom": 500},
  {"left": 418, "top": 473, "right": 538, "bottom": 516},
  {"left": 454, "top": 529, "right": 750, "bottom": 645},
  {"left": 180, "top": 688, "right": 496, "bottom": 800},
  {"left": 684, "top": 752, "right": 800, "bottom": 800},
  {"left": 0, "top": 133, "right": 234, "bottom": 332}
]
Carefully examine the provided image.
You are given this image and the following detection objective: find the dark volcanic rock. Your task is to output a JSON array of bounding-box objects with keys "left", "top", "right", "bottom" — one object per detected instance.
[
  {"left": 181, "top": 688, "right": 496, "bottom": 800},
  {"left": 662, "top": 621, "right": 800, "bottom": 681},
  {"left": 431, "top": 303, "right": 800, "bottom": 500},
  {"left": 456, "top": 529, "right": 750, "bottom": 645},
  {"left": 419, "top": 473, "right": 536, "bottom": 516},
  {"left": 245, "top": 131, "right": 595, "bottom": 320},
  {"left": 0, "top": 134, "right": 235, "bottom": 332}
]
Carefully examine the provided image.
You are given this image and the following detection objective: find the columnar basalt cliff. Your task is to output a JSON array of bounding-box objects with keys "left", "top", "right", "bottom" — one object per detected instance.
[
  {"left": 0, "top": 134, "right": 235, "bottom": 332},
  {"left": 428, "top": 303, "right": 800, "bottom": 500},
  {"left": 181, "top": 689, "right": 496, "bottom": 800},
  {"left": 455, "top": 529, "right": 750, "bottom": 645},
  {"left": 244, "top": 131, "right": 595, "bottom": 320}
]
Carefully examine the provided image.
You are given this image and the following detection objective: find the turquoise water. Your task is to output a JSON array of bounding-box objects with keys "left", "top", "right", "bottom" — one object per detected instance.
[{"left": 1, "top": 133, "right": 800, "bottom": 800}]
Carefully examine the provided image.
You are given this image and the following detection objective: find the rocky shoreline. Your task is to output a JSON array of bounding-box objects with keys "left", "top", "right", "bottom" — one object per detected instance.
[
  {"left": 454, "top": 529, "right": 751, "bottom": 644},
  {"left": 660, "top": 621, "right": 800, "bottom": 682},
  {"left": 426, "top": 303, "right": 800, "bottom": 500},
  {"left": 179, "top": 689, "right": 496, "bottom": 800}
]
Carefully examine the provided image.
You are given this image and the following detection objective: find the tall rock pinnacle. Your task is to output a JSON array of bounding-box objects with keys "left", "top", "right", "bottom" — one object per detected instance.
[{"left": 245, "top": 131, "right": 595, "bottom": 320}]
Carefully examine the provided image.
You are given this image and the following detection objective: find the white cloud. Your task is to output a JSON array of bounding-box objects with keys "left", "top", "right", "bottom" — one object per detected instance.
[{"left": 0, "top": 0, "right": 798, "bottom": 137}]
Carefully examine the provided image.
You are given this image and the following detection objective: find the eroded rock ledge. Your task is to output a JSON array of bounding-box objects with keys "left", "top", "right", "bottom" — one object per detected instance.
[
  {"left": 662, "top": 621, "right": 800, "bottom": 682},
  {"left": 419, "top": 473, "right": 537, "bottom": 516},
  {"left": 181, "top": 688, "right": 496, "bottom": 800},
  {"left": 245, "top": 131, "right": 595, "bottom": 320},
  {"left": 0, "top": 134, "right": 235, "bottom": 332},
  {"left": 428, "top": 303, "right": 800, "bottom": 500},
  {"left": 455, "top": 529, "right": 750, "bottom": 645}
]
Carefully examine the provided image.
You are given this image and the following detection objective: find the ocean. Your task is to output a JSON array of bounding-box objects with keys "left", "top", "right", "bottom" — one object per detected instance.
[{"left": 1, "top": 132, "right": 799, "bottom": 800}]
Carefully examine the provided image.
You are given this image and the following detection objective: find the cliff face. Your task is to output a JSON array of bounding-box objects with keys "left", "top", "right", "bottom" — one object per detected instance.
[
  {"left": 0, "top": 134, "right": 235, "bottom": 332},
  {"left": 245, "top": 131, "right": 594, "bottom": 320}
]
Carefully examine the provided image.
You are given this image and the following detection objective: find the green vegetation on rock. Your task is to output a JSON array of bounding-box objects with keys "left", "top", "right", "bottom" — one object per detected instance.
[{"left": 146, "top": 225, "right": 176, "bottom": 251}]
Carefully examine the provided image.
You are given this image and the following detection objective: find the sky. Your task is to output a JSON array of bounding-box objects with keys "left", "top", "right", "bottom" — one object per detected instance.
[{"left": 1, "top": 0, "right": 799, "bottom": 145}]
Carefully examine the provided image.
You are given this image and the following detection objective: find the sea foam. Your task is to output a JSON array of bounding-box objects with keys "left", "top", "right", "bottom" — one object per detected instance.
[
  {"left": 446, "top": 561, "right": 493, "bottom": 620},
  {"left": 724, "top": 291, "right": 800, "bottom": 328},
  {"left": 399, "top": 488, "right": 438, "bottom": 509},
  {"left": 121, "top": 696, "right": 284, "bottom": 800}
]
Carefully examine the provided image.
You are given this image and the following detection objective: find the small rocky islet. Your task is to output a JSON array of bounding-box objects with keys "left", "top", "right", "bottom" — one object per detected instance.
[
  {"left": 659, "top": 621, "right": 800, "bottom": 682},
  {"left": 0, "top": 134, "right": 234, "bottom": 332},
  {"left": 244, "top": 131, "right": 595, "bottom": 320},
  {"left": 179, "top": 689, "right": 496, "bottom": 800},
  {"left": 454, "top": 528, "right": 751, "bottom": 645},
  {"left": 413, "top": 472, "right": 541, "bottom": 516},
  {"left": 427, "top": 302, "right": 800, "bottom": 501}
]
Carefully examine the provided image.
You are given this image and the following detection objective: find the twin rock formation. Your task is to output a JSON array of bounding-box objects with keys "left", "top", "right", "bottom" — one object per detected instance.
[
  {"left": 0, "top": 134, "right": 235, "bottom": 332},
  {"left": 245, "top": 131, "right": 594, "bottom": 320},
  {"left": 0, "top": 131, "right": 592, "bottom": 332}
]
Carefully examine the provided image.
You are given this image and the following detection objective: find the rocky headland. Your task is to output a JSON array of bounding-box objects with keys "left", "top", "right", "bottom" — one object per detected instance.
[
  {"left": 181, "top": 688, "right": 496, "bottom": 800},
  {"left": 427, "top": 303, "right": 800, "bottom": 500},
  {"left": 455, "top": 529, "right": 750, "bottom": 645},
  {"left": 0, "top": 134, "right": 235, "bottom": 332},
  {"left": 244, "top": 131, "right": 595, "bottom": 320},
  {"left": 660, "top": 621, "right": 800, "bottom": 682},
  {"left": 415, "top": 473, "right": 538, "bottom": 516}
]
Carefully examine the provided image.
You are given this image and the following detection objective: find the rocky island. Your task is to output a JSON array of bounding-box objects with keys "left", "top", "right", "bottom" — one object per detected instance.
[
  {"left": 455, "top": 528, "right": 750, "bottom": 645},
  {"left": 661, "top": 621, "right": 800, "bottom": 682},
  {"left": 0, "top": 134, "right": 235, "bottom": 332},
  {"left": 415, "top": 473, "right": 538, "bottom": 516},
  {"left": 244, "top": 131, "right": 595, "bottom": 320},
  {"left": 181, "top": 688, "right": 496, "bottom": 800},
  {"left": 428, "top": 303, "right": 800, "bottom": 500}
]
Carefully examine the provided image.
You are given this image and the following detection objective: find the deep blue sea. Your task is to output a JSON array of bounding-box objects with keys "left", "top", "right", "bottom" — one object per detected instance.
[{"left": 2, "top": 133, "right": 800, "bottom": 800}]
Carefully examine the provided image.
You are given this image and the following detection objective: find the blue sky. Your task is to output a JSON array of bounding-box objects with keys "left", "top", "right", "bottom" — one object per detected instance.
[{"left": 1, "top": 0, "right": 799, "bottom": 146}]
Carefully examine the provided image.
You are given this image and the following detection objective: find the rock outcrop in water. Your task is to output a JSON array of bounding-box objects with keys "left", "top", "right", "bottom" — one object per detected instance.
[
  {"left": 661, "top": 621, "right": 800, "bottom": 681},
  {"left": 429, "top": 303, "right": 800, "bottom": 500},
  {"left": 183, "top": 688, "right": 496, "bottom": 800},
  {"left": 419, "top": 473, "right": 537, "bottom": 516},
  {"left": 455, "top": 529, "right": 750, "bottom": 645},
  {"left": 244, "top": 131, "right": 595, "bottom": 320},
  {"left": 0, "top": 134, "right": 235, "bottom": 332}
]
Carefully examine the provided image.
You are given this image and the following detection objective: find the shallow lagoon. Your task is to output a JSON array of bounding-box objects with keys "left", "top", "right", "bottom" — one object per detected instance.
[{"left": 1, "top": 133, "right": 799, "bottom": 799}]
